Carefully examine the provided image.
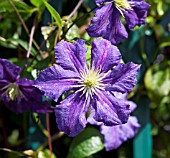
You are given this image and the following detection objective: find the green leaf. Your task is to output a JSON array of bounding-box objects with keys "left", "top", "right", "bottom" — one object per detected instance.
[
  {"left": 67, "top": 127, "right": 104, "bottom": 158},
  {"left": 34, "top": 56, "right": 51, "bottom": 70},
  {"left": 8, "top": 38, "right": 37, "bottom": 56},
  {"left": 30, "top": 0, "right": 43, "bottom": 8},
  {"left": 8, "top": 129, "right": 19, "bottom": 145},
  {"left": 144, "top": 61, "right": 170, "bottom": 104},
  {"left": 40, "top": 0, "right": 62, "bottom": 30},
  {"left": 37, "top": 149, "right": 56, "bottom": 158},
  {"left": 0, "top": 0, "right": 35, "bottom": 14}
]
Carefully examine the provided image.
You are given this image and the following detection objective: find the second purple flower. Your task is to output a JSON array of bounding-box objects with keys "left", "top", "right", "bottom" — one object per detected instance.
[
  {"left": 87, "top": 0, "right": 150, "bottom": 44},
  {"left": 35, "top": 38, "right": 140, "bottom": 136}
]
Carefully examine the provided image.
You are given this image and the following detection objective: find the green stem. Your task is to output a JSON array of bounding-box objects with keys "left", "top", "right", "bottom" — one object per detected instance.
[{"left": 139, "top": 31, "right": 150, "bottom": 67}]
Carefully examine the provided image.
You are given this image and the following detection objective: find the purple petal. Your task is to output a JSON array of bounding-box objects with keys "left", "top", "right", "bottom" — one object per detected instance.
[
  {"left": 92, "top": 91, "right": 131, "bottom": 126},
  {"left": 87, "top": 4, "right": 128, "bottom": 44},
  {"left": 55, "top": 92, "right": 90, "bottom": 136},
  {"left": 104, "top": 62, "right": 140, "bottom": 93},
  {"left": 124, "top": 1, "right": 150, "bottom": 30},
  {"left": 1, "top": 94, "right": 30, "bottom": 113},
  {"left": 87, "top": 4, "right": 112, "bottom": 37},
  {"left": 91, "top": 39, "right": 121, "bottom": 72},
  {"left": 0, "top": 58, "right": 20, "bottom": 82},
  {"left": 17, "top": 78, "right": 52, "bottom": 113},
  {"left": 0, "top": 80, "right": 9, "bottom": 95},
  {"left": 113, "top": 92, "right": 137, "bottom": 111},
  {"left": 87, "top": 109, "right": 103, "bottom": 126},
  {"left": 54, "top": 39, "right": 87, "bottom": 73},
  {"left": 101, "top": 116, "right": 140, "bottom": 151},
  {"left": 35, "top": 65, "right": 79, "bottom": 102},
  {"left": 95, "top": 0, "right": 112, "bottom": 5}
]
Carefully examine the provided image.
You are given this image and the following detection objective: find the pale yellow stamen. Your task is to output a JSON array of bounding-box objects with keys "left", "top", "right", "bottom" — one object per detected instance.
[
  {"left": 74, "top": 67, "right": 109, "bottom": 100},
  {"left": 114, "top": 0, "right": 134, "bottom": 16},
  {"left": 1, "top": 83, "right": 23, "bottom": 101}
]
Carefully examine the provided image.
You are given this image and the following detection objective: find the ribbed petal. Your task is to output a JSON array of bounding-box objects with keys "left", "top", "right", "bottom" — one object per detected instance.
[
  {"left": 101, "top": 116, "right": 140, "bottom": 151},
  {"left": 35, "top": 65, "right": 79, "bottom": 102},
  {"left": 87, "top": 108, "right": 103, "bottom": 126},
  {"left": 104, "top": 62, "right": 140, "bottom": 93},
  {"left": 124, "top": 1, "right": 150, "bottom": 30},
  {"left": 87, "top": 4, "right": 112, "bottom": 38},
  {"left": 55, "top": 92, "right": 90, "bottom": 136},
  {"left": 91, "top": 39, "right": 121, "bottom": 72},
  {"left": 113, "top": 92, "right": 137, "bottom": 112},
  {"left": 0, "top": 58, "right": 20, "bottom": 82},
  {"left": 54, "top": 39, "right": 87, "bottom": 73},
  {"left": 92, "top": 91, "right": 131, "bottom": 126},
  {"left": 87, "top": 4, "right": 128, "bottom": 44}
]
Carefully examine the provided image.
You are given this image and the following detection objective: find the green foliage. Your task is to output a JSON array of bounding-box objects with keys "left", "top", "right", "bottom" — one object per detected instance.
[
  {"left": 0, "top": 0, "right": 35, "bottom": 21},
  {"left": 30, "top": 0, "right": 43, "bottom": 8},
  {"left": 40, "top": 0, "right": 62, "bottom": 29},
  {"left": 144, "top": 61, "right": 170, "bottom": 105},
  {"left": 147, "top": 0, "right": 170, "bottom": 18},
  {"left": 65, "top": 24, "right": 80, "bottom": 41},
  {"left": 67, "top": 127, "right": 104, "bottom": 158},
  {"left": 37, "top": 149, "right": 56, "bottom": 158}
]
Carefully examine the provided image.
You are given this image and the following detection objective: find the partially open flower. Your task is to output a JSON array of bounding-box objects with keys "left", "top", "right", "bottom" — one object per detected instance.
[
  {"left": 0, "top": 58, "right": 52, "bottom": 113},
  {"left": 87, "top": 0, "right": 150, "bottom": 44}
]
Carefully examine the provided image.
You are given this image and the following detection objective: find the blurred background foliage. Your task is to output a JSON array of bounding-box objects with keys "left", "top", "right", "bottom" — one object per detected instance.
[{"left": 0, "top": 0, "right": 170, "bottom": 158}]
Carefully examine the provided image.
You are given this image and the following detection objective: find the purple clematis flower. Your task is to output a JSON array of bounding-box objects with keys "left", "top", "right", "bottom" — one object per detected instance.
[
  {"left": 88, "top": 92, "right": 140, "bottom": 151},
  {"left": 87, "top": 0, "right": 150, "bottom": 44},
  {"left": 35, "top": 38, "right": 140, "bottom": 136},
  {"left": 0, "top": 58, "right": 52, "bottom": 113}
]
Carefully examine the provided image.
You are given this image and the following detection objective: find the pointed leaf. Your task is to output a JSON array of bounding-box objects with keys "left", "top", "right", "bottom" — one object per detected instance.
[
  {"left": 67, "top": 127, "right": 104, "bottom": 158},
  {"left": 40, "top": 0, "right": 62, "bottom": 30}
]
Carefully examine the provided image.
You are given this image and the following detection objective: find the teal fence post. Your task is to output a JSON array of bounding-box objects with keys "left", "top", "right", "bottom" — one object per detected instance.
[{"left": 133, "top": 97, "right": 152, "bottom": 158}]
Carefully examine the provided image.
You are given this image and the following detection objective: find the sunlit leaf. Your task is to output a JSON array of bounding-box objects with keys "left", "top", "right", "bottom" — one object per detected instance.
[
  {"left": 67, "top": 127, "right": 104, "bottom": 158},
  {"left": 37, "top": 149, "right": 56, "bottom": 158},
  {"left": 30, "top": 0, "right": 43, "bottom": 8}
]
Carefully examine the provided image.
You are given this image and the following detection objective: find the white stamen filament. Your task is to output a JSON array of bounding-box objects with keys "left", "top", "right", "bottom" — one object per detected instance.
[
  {"left": 73, "top": 67, "right": 108, "bottom": 99},
  {"left": 0, "top": 83, "right": 24, "bottom": 101},
  {"left": 114, "top": 0, "right": 134, "bottom": 16}
]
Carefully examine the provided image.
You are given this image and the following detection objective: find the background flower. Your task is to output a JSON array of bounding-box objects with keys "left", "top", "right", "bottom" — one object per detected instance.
[
  {"left": 0, "top": 58, "right": 52, "bottom": 113},
  {"left": 87, "top": 0, "right": 150, "bottom": 44}
]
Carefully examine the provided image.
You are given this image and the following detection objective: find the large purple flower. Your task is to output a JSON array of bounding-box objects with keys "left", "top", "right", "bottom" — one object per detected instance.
[
  {"left": 35, "top": 38, "right": 140, "bottom": 136},
  {"left": 88, "top": 92, "right": 140, "bottom": 151},
  {"left": 87, "top": 0, "right": 150, "bottom": 44},
  {"left": 0, "top": 58, "right": 52, "bottom": 113}
]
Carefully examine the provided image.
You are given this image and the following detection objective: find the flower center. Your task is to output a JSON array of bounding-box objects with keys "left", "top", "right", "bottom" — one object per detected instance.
[
  {"left": 74, "top": 67, "right": 108, "bottom": 99},
  {"left": 83, "top": 69, "right": 99, "bottom": 88},
  {"left": 114, "top": 0, "right": 133, "bottom": 15},
  {"left": 1, "top": 83, "right": 23, "bottom": 101}
]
